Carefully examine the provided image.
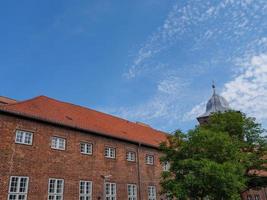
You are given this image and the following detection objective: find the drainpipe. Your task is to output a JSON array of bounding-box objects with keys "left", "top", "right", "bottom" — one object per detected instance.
[
  {"left": 101, "top": 175, "right": 112, "bottom": 200},
  {"left": 137, "top": 143, "right": 142, "bottom": 200}
]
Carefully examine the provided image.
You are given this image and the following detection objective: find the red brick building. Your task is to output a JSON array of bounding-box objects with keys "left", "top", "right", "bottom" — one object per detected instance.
[
  {"left": 1, "top": 93, "right": 266, "bottom": 200},
  {"left": 0, "top": 96, "right": 169, "bottom": 200}
]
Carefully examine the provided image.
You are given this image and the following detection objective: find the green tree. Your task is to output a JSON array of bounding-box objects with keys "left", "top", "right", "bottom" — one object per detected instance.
[{"left": 160, "top": 111, "right": 267, "bottom": 200}]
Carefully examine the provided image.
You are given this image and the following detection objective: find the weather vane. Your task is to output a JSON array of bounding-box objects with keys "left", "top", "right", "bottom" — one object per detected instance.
[{"left": 212, "top": 80, "right": 216, "bottom": 94}]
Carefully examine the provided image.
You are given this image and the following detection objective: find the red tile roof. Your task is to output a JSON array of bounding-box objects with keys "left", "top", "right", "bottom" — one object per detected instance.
[
  {"left": 0, "top": 96, "right": 168, "bottom": 147},
  {"left": 0, "top": 96, "right": 17, "bottom": 105}
]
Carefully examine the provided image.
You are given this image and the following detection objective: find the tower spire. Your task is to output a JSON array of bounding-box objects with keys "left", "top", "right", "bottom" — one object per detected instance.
[
  {"left": 197, "top": 82, "right": 231, "bottom": 124},
  {"left": 212, "top": 80, "right": 216, "bottom": 95}
]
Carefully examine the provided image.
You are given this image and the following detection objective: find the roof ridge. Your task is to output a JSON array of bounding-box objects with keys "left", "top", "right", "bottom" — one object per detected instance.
[
  {"left": 0, "top": 96, "right": 17, "bottom": 101},
  {"left": 41, "top": 95, "right": 163, "bottom": 132},
  {"left": 0, "top": 95, "right": 168, "bottom": 147},
  {"left": 0, "top": 95, "right": 44, "bottom": 107}
]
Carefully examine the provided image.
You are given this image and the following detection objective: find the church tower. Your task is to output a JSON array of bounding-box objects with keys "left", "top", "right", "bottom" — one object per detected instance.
[{"left": 197, "top": 83, "right": 230, "bottom": 125}]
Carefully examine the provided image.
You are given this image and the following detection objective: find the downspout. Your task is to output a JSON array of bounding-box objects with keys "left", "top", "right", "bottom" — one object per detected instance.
[{"left": 137, "top": 143, "right": 142, "bottom": 200}]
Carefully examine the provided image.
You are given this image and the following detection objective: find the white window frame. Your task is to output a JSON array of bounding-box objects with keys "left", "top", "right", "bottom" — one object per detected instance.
[
  {"left": 104, "top": 147, "right": 116, "bottom": 159},
  {"left": 15, "top": 130, "right": 33, "bottom": 145},
  {"left": 126, "top": 151, "right": 136, "bottom": 162},
  {"left": 127, "top": 184, "right": 137, "bottom": 200},
  {"left": 146, "top": 155, "right": 154, "bottom": 165},
  {"left": 8, "top": 176, "right": 29, "bottom": 200},
  {"left": 80, "top": 143, "right": 93, "bottom": 155},
  {"left": 105, "top": 182, "right": 116, "bottom": 200},
  {"left": 255, "top": 195, "right": 261, "bottom": 200},
  {"left": 247, "top": 195, "right": 253, "bottom": 200},
  {"left": 51, "top": 137, "right": 66, "bottom": 150},
  {"left": 80, "top": 180, "right": 92, "bottom": 200},
  {"left": 162, "top": 161, "right": 170, "bottom": 172},
  {"left": 148, "top": 186, "right": 156, "bottom": 200},
  {"left": 48, "top": 178, "right": 64, "bottom": 200}
]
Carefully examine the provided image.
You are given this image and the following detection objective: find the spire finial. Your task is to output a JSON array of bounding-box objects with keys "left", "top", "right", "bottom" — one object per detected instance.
[{"left": 212, "top": 80, "right": 216, "bottom": 95}]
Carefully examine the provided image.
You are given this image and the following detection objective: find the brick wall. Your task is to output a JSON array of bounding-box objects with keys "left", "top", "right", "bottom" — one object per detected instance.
[
  {"left": 241, "top": 187, "right": 267, "bottom": 200},
  {"left": 0, "top": 114, "right": 164, "bottom": 200}
]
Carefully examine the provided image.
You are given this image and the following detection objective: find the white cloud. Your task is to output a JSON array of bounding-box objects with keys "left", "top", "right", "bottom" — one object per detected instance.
[
  {"left": 124, "top": 0, "right": 267, "bottom": 79},
  {"left": 106, "top": 74, "right": 190, "bottom": 130},
  {"left": 183, "top": 102, "right": 206, "bottom": 122},
  {"left": 185, "top": 53, "right": 267, "bottom": 126},
  {"left": 157, "top": 76, "right": 188, "bottom": 95},
  {"left": 119, "top": 0, "right": 267, "bottom": 131},
  {"left": 222, "top": 53, "right": 267, "bottom": 122}
]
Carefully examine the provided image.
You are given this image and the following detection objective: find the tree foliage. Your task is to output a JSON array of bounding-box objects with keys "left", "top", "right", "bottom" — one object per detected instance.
[{"left": 160, "top": 111, "right": 267, "bottom": 200}]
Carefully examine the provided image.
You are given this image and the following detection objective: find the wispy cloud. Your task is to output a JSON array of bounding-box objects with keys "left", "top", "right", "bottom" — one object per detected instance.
[
  {"left": 183, "top": 102, "right": 206, "bottom": 122},
  {"left": 107, "top": 74, "right": 190, "bottom": 130},
  {"left": 124, "top": 0, "right": 267, "bottom": 79},
  {"left": 185, "top": 49, "right": 267, "bottom": 126},
  {"left": 222, "top": 53, "right": 267, "bottom": 122},
  {"left": 116, "top": 0, "right": 267, "bottom": 131}
]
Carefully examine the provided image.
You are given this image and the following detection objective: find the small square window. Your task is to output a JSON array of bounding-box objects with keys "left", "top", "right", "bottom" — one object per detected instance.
[
  {"left": 104, "top": 147, "right": 116, "bottom": 159},
  {"left": 146, "top": 155, "right": 154, "bottom": 165},
  {"left": 51, "top": 137, "right": 66, "bottom": 150},
  {"left": 81, "top": 143, "right": 93, "bottom": 155},
  {"left": 126, "top": 151, "right": 136, "bottom": 162},
  {"left": 15, "top": 130, "right": 33, "bottom": 145}
]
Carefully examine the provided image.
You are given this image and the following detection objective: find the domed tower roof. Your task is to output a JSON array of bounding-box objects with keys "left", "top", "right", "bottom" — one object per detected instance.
[{"left": 197, "top": 83, "right": 230, "bottom": 123}]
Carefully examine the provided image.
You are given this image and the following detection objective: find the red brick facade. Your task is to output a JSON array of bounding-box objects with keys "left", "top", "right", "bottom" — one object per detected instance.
[
  {"left": 1, "top": 95, "right": 266, "bottom": 200},
  {"left": 0, "top": 113, "right": 165, "bottom": 200},
  {"left": 241, "top": 188, "right": 267, "bottom": 200}
]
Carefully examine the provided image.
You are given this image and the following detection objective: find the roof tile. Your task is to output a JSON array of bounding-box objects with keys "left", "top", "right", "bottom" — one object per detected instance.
[{"left": 0, "top": 96, "right": 168, "bottom": 147}]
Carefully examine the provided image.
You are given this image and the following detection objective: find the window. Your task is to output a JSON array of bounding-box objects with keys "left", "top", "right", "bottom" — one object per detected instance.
[
  {"left": 105, "top": 182, "right": 116, "bottom": 200},
  {"left": 80, "top": 181, "right": 92, "bottom": 200},
  {"left": 8, "top": 176, "right": 29, "bottom": 200},
  {"left": 15, "top": 130, "right": 33, "bottom": 145},
  {"left": 146, "top": 155, "right": 154, "bottom": 165},
  {"left": 247, "top": 195, "right": 253, "bottom": 200},
  {"left": 162, "top": 161, "right": 170, "bottom": 171},
  {"left": 51, "top": 137, "right": 66, "bottom": 150},
  {"left": 81, "top": 143, "right": 93, "bottom": 155},
  {"left": 148, "top": 186, "right": 156, "bottom": 200},
  {"left": 105, "top": 147, "right": 116, "bottom": 159},
  {"left": 127, "top": 184, "right": 137, "bottom": 200},
  {"left": 48, "top": 178, "right": 64, "bottom": 200},
  {"left": 165, "top": 192, "right": 173, "bottom": 200},
  {"left": 126, "top": 151, "right": 136, "bottom": 162},
  {"left": 255, "top": 195, "right": 260, "bottom": 200}
]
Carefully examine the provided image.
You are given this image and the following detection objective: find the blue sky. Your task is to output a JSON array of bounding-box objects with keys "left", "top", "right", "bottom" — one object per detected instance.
[{"left": 1, "top": 0, "right": 267, "bottom": 133}]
